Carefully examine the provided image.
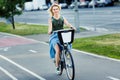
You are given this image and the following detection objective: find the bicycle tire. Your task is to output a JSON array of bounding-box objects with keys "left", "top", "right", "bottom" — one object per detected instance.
[{"left": 64, "top": 50, "right": 75, "bottom": 80}]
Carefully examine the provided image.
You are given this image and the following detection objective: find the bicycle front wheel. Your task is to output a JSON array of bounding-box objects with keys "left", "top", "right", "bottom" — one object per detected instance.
[{"left": 64, "top": 50, "right": 75, "bottom": 80}]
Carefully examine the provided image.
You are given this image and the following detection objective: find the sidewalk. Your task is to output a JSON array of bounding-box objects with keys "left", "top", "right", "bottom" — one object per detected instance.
[
  {"left": 0, "top": 29, "right": 116, "bottom": 44},
  {"left": 24, "top": 30, "right": 112, "bottom": 42}
]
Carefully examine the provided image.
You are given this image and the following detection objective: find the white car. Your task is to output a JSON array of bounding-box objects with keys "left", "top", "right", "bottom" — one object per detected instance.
[
  {"left": 69, "top": 2, "right": 81, "bottom": 9},
  {"left": 88, "top": 0, "right": 98, "bottom": 7},
  {"left": 80, "top": 1, "right": 89, "bottom": 7},
  {"left": 97, "top": 0, "right": 113, "bottom": 7},
  {"left": 97, "top": 0, "right": 108, "bottom": 7},
  {"left": 24, "top": 0, "right": 48, "bottom": 11},
  {"left": 59, "top": 3, "right": 68, "bottom": 9},
  {"left": 24, "top": 2, "right": 33, "bottom": 11},
  {"left": 38, "top": 5, "right": 48, "bottom": 10}
]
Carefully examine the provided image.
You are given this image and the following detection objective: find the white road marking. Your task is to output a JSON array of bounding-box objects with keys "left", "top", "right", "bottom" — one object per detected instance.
[
  {"left": 3, "top": 36, "right": 9, "bottom": 38},
  {"left": 72, "top": 49, "right": 120, "bottom": 62},
  {"left": 0, "top": 66, "right": 18, "bottom": 80},
  {"left": 29, "top": 50, "right": 37, "bottom": 53},
  {"left": 0, "top": 55, "right": 46, "bottom": 80},
  {"left": 3, "top": 47, "right": 10, "bottom": 51},
  {"left": 107, "top": 76, "right": 120, "bottom": 80},
  {"left": 0, "top": 47, "right": 10, "bottom": 51}
]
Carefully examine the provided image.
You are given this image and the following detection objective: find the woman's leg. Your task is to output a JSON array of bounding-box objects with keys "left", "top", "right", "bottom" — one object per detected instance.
[{"left": 55, "top": 44, "right": 60, "bottom": 67}]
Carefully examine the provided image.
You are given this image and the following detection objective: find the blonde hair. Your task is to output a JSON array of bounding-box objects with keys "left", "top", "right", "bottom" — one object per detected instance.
[{"left": 48, "top": 4, "right": 61, "bottom": 16}]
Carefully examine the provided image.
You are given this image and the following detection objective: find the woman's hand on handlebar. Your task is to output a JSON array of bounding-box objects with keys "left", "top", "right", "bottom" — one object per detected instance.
[{"left": 70, "top": 27, "right": 76, "bottom": 31}]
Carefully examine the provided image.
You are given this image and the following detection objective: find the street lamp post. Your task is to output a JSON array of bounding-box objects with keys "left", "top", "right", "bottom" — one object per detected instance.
[
  {"left": 92, "top": 0, "right": 96, "bottom": 31},
  {"left": 74, "top": 0, "right": 80, "bottom": 32}
]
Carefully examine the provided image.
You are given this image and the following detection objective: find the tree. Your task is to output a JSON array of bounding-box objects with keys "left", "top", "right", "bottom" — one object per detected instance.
[{"left": 0, "top": 0, "right": 25, "bottom": 29}]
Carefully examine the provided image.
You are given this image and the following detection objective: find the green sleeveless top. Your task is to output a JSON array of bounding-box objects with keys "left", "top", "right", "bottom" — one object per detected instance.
[{"left": 52, "top": 16, "right": 64, "bottom": 31}]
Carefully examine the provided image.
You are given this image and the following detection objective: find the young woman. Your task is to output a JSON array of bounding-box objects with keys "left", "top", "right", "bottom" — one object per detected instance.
[{"left": 48, "top": 3, "right": 76, "bottom": 74}]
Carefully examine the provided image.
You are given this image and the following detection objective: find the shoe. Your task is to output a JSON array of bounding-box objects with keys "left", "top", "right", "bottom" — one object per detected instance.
[{"left": 56, "top": 67, "right": 61, "bottom": 75}]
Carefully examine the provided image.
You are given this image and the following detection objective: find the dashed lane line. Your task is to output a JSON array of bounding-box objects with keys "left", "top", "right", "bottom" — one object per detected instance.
[
  {"left": 0, "top": 55, "right": 46, "bottom": 80},
  {"left": 0, "top": 66, "right": 18, "bottom": 80},
  {"left": 0, "top": 47, "right": 11, "bottom": 51},
  {"left": 107, "top": 76, "right": 120, "bottom": 80},
  {"left": 29, "top": 50, "right": 37, "bottom": 53}
]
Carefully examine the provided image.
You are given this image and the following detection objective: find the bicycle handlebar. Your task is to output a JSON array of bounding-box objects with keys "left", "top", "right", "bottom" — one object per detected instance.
[{"left": 52, "top": 27, "right": 75, "bottom": 33}]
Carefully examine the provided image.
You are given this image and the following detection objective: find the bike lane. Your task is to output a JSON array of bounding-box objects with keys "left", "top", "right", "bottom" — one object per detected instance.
[
  {"left": 0, "top": 32, "right": 120, "bottom": 80},
  {"left": 0, "top": 32, "right": 46, "bottom": 80}
]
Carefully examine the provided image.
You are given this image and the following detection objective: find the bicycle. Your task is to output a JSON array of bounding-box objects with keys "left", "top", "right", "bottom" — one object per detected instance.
[{"left": 54, "top": 29, "right": 75, "bottom": 80}]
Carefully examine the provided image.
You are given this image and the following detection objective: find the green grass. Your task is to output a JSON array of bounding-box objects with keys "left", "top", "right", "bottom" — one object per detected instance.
[
  {"left": 73, "top": 33, "right": 120, "bottom": 59},
  {"left": 0, "top": 22, "right": 85, "bottom": 35},
  {"left": 0, "top": 22, "right": 48, "bottom": 35}
]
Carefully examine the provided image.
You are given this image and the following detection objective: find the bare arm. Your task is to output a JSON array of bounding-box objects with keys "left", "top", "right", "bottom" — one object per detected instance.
[
  {"left": 64, "top": 17, "right": 76, "bottom": 30},
  {"left": 48, "top": 18, "right": 52, "bottom": 35}
]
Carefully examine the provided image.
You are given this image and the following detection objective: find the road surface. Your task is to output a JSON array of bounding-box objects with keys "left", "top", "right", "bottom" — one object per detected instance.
[{"left": 0, "top": 32, "right": 120, "bottom": 80}]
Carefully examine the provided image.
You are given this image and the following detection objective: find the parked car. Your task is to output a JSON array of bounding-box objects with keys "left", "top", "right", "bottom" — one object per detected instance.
[
  {"left": 69, "top": 2, "right": 81, "bottom": 9},
  {"left": 59, "top": 3, "right": 68, "bottom": 9},
  {"left": 88, "top": 0, "right": 98, "bottom": 7},
  {"left": 88, "top": 0, "right": 113, "bottom": 7},
  {"left": 40, "top": 5, "right": 48, "bottom": 10},
  {"left": 97, "top": 0, "right": 114, "bottom": 7},
  {"left": 24, "top": 2, "right": 33, "bottom": 11},
  {"left": 97, "top": 0, "right": 108, "bottom": 7},
  {"left": 24, "top": 0, "right": 48, "bottom": 11},
  {"left": 80, "top": 1, "right": 89, "bottom": 7}
]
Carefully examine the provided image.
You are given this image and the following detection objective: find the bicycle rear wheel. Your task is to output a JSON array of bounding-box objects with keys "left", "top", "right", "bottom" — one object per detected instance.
[{"left": 64, "top": 50, "right": 75, "bottom": 80}]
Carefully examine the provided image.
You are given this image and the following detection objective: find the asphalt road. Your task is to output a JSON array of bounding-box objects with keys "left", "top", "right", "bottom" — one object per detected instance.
[
  {"left": 0, "top": 33, "right": 120, "bottom": 80},
  {"left": 13, "top": 6, "right": 120, "bottom": 32}
]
